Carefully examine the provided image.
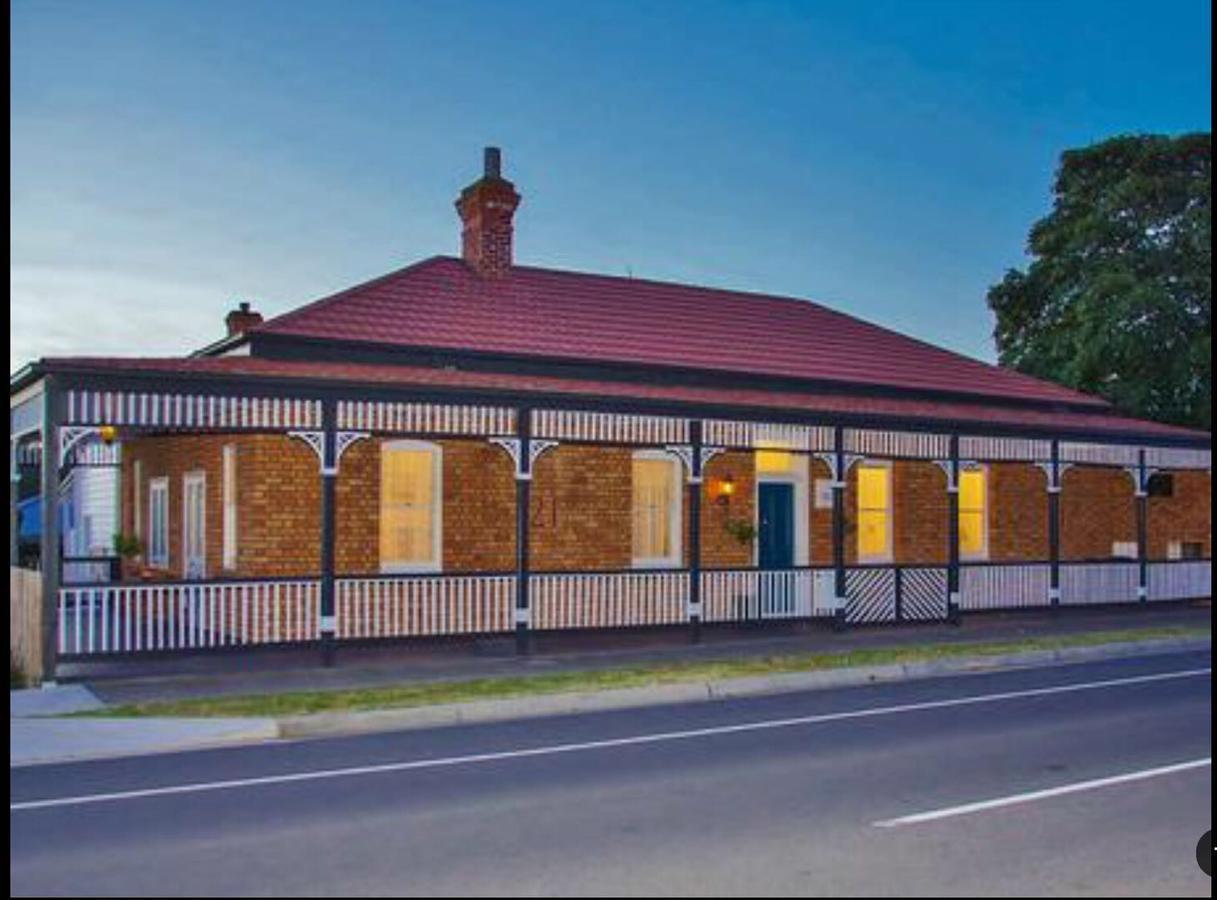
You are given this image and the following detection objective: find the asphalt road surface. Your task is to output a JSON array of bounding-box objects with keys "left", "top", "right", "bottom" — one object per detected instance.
[{"left": 10, "top": 651, "right": 1212, "bottom": 897}]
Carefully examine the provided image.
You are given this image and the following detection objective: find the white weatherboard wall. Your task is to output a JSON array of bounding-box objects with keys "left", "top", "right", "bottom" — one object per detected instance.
[{"left": 62, "top": 449, "right": 120, "bottom": 583}]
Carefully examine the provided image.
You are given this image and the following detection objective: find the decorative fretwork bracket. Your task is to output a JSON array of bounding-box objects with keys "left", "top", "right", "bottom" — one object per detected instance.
[
  {"left": 1123, "top": 464, "right": 1159, "bottom": 498},
  {"left": 490, "top": 437, "right": 559, "bottom": 480},
  {"left": 699, "top": 445, "right": 726, "bottom": 473},
  {"left": 1035, "top": 461, "right": 1074, "bottom": 493},
  {"left": 815, "top": 451, "right": 865, "bottom": 483},
  {"left": 288, "top": 430, "right": 326, "bottom": 470},
  {"left": 932, "top": 458, "right": 980, "bottom": 493},
  {"left": 288, "top": 430, "right": 370, "bottom": 475},
  {"left": 58, "top": 426, "right": 104, "bottom": 468},
  {"left": 664, "top": 444, "right": 697, "bottom": 483},
  {"left": 335, "top": 431, "right": 371, "bottom": 471}
]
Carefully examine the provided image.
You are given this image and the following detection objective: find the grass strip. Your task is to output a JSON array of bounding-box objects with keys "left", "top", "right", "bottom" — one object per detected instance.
[{"left": 81, "top": 625, "right": 1208, "bottom": 719}]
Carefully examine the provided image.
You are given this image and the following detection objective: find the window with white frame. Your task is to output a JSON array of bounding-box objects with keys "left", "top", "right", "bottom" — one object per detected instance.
[
  {"left": 182, "top": 471, "right": 207, "bottom": 579},
  {"left": 632, "top": 451, "right": 682, "bottom": 567},
  {"left": 958, "top": 467, "right": 989, "bottom": 559},
  {"left": 380, "top": 441, "right": 442, "bottom": 572},
  {"left": 222, "top": 444, "right": 238, "bottom": 570},
  {"left": 856, "top": 462, "right": 892, "bottom": 562},
  {"left": 148, "top": 477, "right": 169, "bottom": 568},
  {"left": 132, "top": 459, "right": 142, "bottom": 542}
]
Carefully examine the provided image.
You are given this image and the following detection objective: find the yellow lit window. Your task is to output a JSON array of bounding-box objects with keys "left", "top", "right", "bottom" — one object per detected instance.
[
  {"left": 756, "top": 449, "right": 794, "bottom": 475},
  {"left": 632, "top": 453, "right": 681, "bottom": 566},
  {"left": 959, "top": 468, "right": 988, "bottom": 558},
  {"left": 857, "top": 464, "right": 891, "bottom": 560},
  {"left": 380, "top": 443, "right": 440, "bottom": 571}
]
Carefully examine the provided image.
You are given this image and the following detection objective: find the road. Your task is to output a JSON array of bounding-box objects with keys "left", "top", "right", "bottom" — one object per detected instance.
[{"left": 11, "top": 651, "right": 1212, "bottom": 897}]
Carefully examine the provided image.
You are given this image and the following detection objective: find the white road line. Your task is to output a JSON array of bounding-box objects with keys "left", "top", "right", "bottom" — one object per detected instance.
[
  {"left": 10, "top": 666, "right": 1210, "bottom": 813},
  {"left": 874, "top": 757, "right": 1212, "bottom": 828}
]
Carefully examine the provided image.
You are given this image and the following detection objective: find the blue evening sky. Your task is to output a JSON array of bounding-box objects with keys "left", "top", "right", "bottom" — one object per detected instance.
[{"left": 10, "top": 0, "right": 1212, "bottom": 373}]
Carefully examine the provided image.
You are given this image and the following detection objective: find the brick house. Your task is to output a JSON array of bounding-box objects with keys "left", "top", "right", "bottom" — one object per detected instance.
[{"left": 10, "top": 148, "right": 1211, "bottom": 670}]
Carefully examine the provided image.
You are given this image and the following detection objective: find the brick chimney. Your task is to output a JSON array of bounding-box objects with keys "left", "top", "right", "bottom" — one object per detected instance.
[
  {"left": 225, "top": 301, "right": 263, "bottom": 337},
  {"left": 455, "top": 147, "right": 521, "bottom": 278}
]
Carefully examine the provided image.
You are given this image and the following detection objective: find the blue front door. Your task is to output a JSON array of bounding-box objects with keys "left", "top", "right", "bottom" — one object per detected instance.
[
  {"left": 757, "top": 482, "right": 796, "bottom": 618},
  {"left": 758, "top": 482, "right": 795, "bottom": 569}
]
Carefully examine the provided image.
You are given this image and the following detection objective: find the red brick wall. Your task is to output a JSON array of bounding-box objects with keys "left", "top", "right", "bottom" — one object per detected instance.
[
  {"left": 989, "top": 463, "right": 1050, "bottom": 561},
  {"left": 529, "top": 445, "right": 635, "bottom": 571},
  {"left": 120, "top": 437, "right": 1210, "bottom": 579},
  {"left": 1061, "top": 466, "right": 1137, "bottom": 560},
  {"left": 702, "top": 451, "right": 756, "bottom": 568},
  {"left": 1147, "top": 469, "right": 1211, "bottom": 559},
  {"left": 810, "top": 457, "right": 835, "bottom": 566}
]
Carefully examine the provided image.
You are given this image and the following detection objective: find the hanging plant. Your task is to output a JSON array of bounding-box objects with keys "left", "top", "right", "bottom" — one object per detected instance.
[{"left": 724, "top": 518, "right": 758, "bottom": 546}]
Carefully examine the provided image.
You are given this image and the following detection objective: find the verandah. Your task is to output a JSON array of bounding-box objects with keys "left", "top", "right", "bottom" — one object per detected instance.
[{"left": 11, "top": 375, "right": 1213, "bottom": 678}]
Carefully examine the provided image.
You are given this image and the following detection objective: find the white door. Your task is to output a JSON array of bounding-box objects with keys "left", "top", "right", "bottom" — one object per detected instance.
[{"left": 183, "top": 472, "right": 206, "bottom": 579}]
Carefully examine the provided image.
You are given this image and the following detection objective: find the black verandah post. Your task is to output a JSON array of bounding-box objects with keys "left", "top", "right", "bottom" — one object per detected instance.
[
  {"left": 688, "top": 419, "right": 703, "bottom": 643},
  {"left": 319, "top": 399, "right": 338, "bottom": 666},
  {"left": 1136, "top": 448, "right": 1149, "bottom": 604},
  {"left": 946, "top": 434, "right": 961, "bottom": 625},
  {"left": 1048, "top": 440, "right": 1062, "bottom": 608},
  {"left": 515, "top": 407, "right": 533, "bottom": 655},
  {"left": 832, "top": 425, "right": 847, "bottom": 631}
]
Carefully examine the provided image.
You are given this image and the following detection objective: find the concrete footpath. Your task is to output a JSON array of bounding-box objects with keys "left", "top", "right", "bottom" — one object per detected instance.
[{"left": 10, "top": 609, "right": 1211, "bottom": 767}]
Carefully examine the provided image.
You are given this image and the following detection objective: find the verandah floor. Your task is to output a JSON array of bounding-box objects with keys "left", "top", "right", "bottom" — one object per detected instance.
[{"left": 66, "top": 601, "right": 1210, "bottom": 708}]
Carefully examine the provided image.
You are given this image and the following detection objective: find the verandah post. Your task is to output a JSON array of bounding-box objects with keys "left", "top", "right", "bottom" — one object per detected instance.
[
  {"left": 946, "top": 434, "right": 961, "bottom": 625},
  {"left": 688, "top": 419, "right": 703, "bottom": 643},
  {"left": 39, "top": 375, "right": 63, "bottom": 684},
  {"left": 1136, "top": 447, "right": 1149, "bottom": 603},
  {"left": 832, "top": 425, "right": 847, "bottom": 631},
  {"left": 1048, "top": 439, "right": 1062, "bottom": 608},
  {"left": 515, "top": 406, "right": 533, "bottom": 655},
  {"left": 319, "top": 398, "right": 338, "bottom": 666},
  {"left": 9, "top": 438, "right": 18, "bottom": 568}
]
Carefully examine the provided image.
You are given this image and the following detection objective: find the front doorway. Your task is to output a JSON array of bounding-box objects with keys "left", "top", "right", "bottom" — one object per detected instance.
[
  {"left": 758, "top": 482, "right": 795, "bottom": 569},
  {"left": 755, "top": 455, "right": 811, "bottom": 618}
]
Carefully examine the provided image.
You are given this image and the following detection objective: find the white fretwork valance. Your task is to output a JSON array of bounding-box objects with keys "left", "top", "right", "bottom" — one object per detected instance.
[
  {"left": 532, "top": 409, "right": 688, "bottom": 445},
  {"left": 337, "top": 400, "right": 515, "bottom": 435},
  {"left": 66, "top": 390, "right": 322, "bottom": 430},
  {"left": 702, "top": 420, "right": 834, "bottom": 452}
]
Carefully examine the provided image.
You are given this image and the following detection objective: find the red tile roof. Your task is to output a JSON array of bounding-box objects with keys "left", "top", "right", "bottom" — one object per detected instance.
[
  {"left": 253, "top": 256, "right": 1109, "bottom": 410},
  {"left": 39, "top": 356, "right": 1208, "bottom": 442}
]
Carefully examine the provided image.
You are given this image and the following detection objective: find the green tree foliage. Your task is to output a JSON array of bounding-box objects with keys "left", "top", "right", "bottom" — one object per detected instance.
[{"left": 988, "top": 134, "right": 1210, "bottom": 430}]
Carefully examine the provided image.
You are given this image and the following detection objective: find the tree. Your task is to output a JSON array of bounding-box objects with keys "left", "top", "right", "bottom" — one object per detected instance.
[{"left": 987, "top": 133, "right": 1211, "bottom": 430}]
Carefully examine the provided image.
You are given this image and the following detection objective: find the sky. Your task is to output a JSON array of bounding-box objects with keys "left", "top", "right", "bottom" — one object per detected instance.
[{"left": 10, "top": 0, "right": 1212, "bottom": 374}]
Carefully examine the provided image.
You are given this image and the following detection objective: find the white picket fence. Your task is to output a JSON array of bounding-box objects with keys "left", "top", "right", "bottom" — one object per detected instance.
[
  {"left": 1147, "top": 561, "right": 1211, "bottom": 601},
  {"left": 1059, "top": 562, "right": 1141, "bottom": 605},
  {"left": 335, "top": 575, "right": 516, "bottom": 639},
  {"left": 58, "top": 581, "right": 321, "bottom": 655},
  {"left": 701, "top": 569, "right": 828, "bottom": 622},
  {"left": 959, "top": 564, "right": 1052, "bottom": 610},
  {"left": 531, "top": 572, "right": 689, "bottom": 630}
]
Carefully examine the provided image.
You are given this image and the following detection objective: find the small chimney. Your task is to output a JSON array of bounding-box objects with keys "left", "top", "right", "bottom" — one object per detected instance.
[
  {"left": 225, "top": 301, "right": 263, "bottom": 337},
  {"left": 455, "top": 146, "right": 521, "bottom": 278}
]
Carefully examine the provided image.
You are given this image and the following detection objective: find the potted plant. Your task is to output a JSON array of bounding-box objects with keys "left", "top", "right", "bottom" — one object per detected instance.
[{"left": 112, "top": 533, "right": 143, "bottom": 580}]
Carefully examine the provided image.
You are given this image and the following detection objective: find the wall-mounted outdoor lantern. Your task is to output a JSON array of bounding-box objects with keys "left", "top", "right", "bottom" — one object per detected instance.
[
  {"left": 709, "top": 473, "right": 736, "bottom": 507},
  {"left": 99, "top": 425, "right": 119, "bottom": 445}
]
